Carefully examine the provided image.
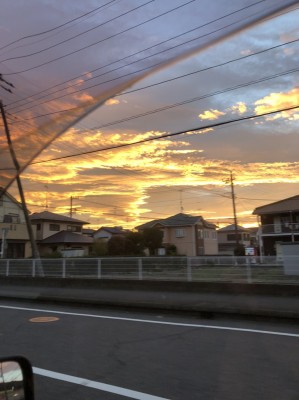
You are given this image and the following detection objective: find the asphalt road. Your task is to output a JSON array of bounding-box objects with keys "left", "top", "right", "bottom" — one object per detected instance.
[{"left": 0, "top": 300, "right": 298, "bottom": 400}]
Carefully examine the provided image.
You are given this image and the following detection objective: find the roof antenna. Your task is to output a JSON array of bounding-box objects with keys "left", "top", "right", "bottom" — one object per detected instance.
[{"left": 179, "top": 189, "right": 184, "bottom": 213}]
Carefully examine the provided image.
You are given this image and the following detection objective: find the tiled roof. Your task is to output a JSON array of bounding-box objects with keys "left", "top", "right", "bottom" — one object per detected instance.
[
  {"left": 253, "top": 195, "right": 299, "bottom": 215},
  {"left": 136, "top": 213, "right": 216, "bottom": 230},
  {"left": 41, "top": 231, "right": 93, "bottom": 244},
  {"left": 29, "top": 210, "right": 88, "bottom": 224}
]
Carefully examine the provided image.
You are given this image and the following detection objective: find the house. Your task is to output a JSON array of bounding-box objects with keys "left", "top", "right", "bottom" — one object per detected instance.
[
  {"left": 82, "top": 228, "right": 96, "bottom": 237},
  {"left": 93, "top": 226, "right": 128, "bottom": 241},
  {"left": 29, "top": 211, "right": 91, "bottom": 257},
  {"left": 217, "top": 224, "right": 251, "bottom": 255},
  {"left": 253, "top": 195, "right": 299, "bottom": 256},
  {"left": 0, "top": 189, "right": 33, "bottom": 258},
  {"left": 40, "top": 230, "right": 93, "bottom": 257},
  {"left": 137, "top": 213, "right": 218, "bottom": 256}
]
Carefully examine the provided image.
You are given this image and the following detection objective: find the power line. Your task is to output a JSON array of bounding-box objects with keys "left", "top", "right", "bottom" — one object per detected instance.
[
  {"left": 8, "top": 35, "right": 299, "bottom": 115},
  {"left": 1, "top": 1, "right": 195, "bottom": 64},
  {"left": 6, "top": 65, "right": 298, "bottom": 124},
  {"left": 5, "top": 0, "right": 274, "bottom": 111},
  {"left": 4, "top": 0, "right": 206, "bottom": 76},
  {"left": 30, "top": 104, "right": 299, "bottom": 164},
  {"left": 0, "top": 0, "right": 118, "bottom": 52}
]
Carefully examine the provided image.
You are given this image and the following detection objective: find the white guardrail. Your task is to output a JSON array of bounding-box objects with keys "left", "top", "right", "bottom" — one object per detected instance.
[{"left": 0, "top": 256, "right": 299, "bottom": 284}]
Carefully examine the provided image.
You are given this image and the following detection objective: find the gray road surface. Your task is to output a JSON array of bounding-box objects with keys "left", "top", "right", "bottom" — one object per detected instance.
[{"left": 0, "top": 300, "right": 298, "bottom": 400}]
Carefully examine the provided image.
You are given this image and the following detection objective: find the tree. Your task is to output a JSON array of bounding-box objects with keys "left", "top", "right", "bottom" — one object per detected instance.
[
  {"left": 125, "top": 231, "right": 144, "bottom": 255},
  {"left": 142, "top": 227, "right": 163, "bottom": 255},
  {"left": 92, "top": 240, "right": 108, "bottom": 256},
  {"left": 107, "top": 235, "right": 127, "bottom": 256}
]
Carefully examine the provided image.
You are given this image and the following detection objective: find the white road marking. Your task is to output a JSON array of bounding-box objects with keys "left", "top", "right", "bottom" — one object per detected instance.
[
  {"left": 33, "top": 367, "right": 169, "bottom": 399},
  {"left": 0, "top": 304, "right": 298, "bottom": 338}
]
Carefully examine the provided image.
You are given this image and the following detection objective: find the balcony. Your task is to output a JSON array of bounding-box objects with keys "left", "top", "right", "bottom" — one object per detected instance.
[{"left": 260, "top": 223, "right": 299, "bottom": 235}]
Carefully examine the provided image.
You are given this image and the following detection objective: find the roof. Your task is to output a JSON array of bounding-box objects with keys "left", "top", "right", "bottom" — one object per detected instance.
[
  {"left": 136, "top": 213, "right": 216, "bottom": 230},
  {"left": 95, "top": 226, "right": 128, "bottom": 235},
  {"left": 218, "top": 224, "right": 250, "bottom": 232},
  {"left": 135, "top": 219, "right": 163, "bottom": 230},
  {"left": 41, "top": 231, "right": 93, "bottom": 244},
  {"left": 82, "top": 228, "right": 95, "bottom": 235},
  {"left": 253, "top": 195, "right": 299, "bottom": 215},
  {"left": 29, "top": 210, "right": 89, "bottom": 224}
]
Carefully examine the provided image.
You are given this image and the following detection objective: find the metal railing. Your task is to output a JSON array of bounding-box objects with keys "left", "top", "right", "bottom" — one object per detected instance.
[
  {"left": 261, "top": 223, "right": 299, "bottom": 235},
  {"left": 0, "top": 256, "right": 298, "bottom": 284}
]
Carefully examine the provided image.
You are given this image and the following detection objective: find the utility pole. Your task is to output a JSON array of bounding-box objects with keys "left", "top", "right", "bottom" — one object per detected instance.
[
  {"left": 224, "top": 171, "right": 239, "bottom": 247},
  {"left": 0, "top": 101, "right": 41, "bottom": 263}
]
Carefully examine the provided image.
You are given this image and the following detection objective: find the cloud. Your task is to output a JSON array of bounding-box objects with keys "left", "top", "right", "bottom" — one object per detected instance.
[
  {"left": 198, "top": 109, "right": 225, "bottom": 120},
  {"left": 254, "top": 87, "right": 299, "bottom": 119},
  {"left": 105, "top": 98, "right": 120, "bottom": 106},
  {"left": 230, "top": 102, "right": 247, "bottom": 114}
]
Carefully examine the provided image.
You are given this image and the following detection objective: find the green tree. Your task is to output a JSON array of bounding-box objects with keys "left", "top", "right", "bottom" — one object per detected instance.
[
  {"left": 92, "top": 240, "right": 108, "bottom": 256},
  {"left": 107, "top": 235, "right": 127, "bottom": 256},
  {"left": 125, "top": 231, "right": 144, "bottom": 255},
  {"left": 142, "top": 227, "right": 163, "bottom": 255}
]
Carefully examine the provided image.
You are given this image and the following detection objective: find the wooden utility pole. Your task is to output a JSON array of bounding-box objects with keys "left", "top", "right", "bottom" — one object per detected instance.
[
  {"left": 0, "top": 101, "right": 41, "bottom": 263},
  {"left": 224, "top": 171, "right": 239, "bottom": 247}
]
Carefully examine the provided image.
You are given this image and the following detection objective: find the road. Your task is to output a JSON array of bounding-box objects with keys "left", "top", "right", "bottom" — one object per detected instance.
[{"left": 0, "top": 299, "right": 298, "bottom": 400}]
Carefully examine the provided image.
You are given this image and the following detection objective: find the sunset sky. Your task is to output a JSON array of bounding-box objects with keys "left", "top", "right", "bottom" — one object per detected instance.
[{"left": 1, "top": 1, "right": 298, "bottom": 230}]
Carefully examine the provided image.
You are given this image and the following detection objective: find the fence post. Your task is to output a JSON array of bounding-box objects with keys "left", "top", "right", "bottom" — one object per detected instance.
[
  {"left": 6, "top": 259, "right": 9, "bottom": 277},
  {"left": 32, "top": 259, "right": 36, "bottom": 277},
  {"left": 246, "top": 258, "right": 252, "bottom": 283},
  {"left": 97, "top": 258, "right": 101, "bottom": 279},
  {"left": 62, "top": 259, "right": 66, "bottom": 278},
  {"left": 187, "top": 257, "right": 192, "bottom": 282},
  {"left": 138, "top": 258, "right": 143, "bottom": 280}
]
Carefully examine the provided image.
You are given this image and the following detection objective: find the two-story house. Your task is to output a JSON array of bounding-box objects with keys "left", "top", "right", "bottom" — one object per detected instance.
[
  {"left": 137, "top": 213, "right": 218, "bottom": 256},
  {"left": 253, "top": 195, "right": 299, "bottom": 256},
  {"left": 0, "top": 189, "right": 33, "bottom": 258},
  {"left": 29, "top": 211, "right": 93, "bottom": 257},
  {"left": 217, "top": 224, "right": 251, "bottom": 255}
]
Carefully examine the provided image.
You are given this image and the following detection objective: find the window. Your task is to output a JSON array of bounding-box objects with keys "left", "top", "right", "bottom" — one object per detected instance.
[
  {"left": 175, "top": 228, "right": 185, "bottom": 238},
  {"left": 204, "top": 230, "right": 209, "bottom": 239},
  {"left": 3, "top": 214, "right": 20, "bottom": 223},
  {"left": 227, "top": 234, "right": 242, "bottom": 241},
  {"left": 197, "top": 229, "right": 203, "bottom": 239},
  {"left": 36, "top": 223, "right": 41, "bottom": 231},
  {"left": 67, "top": 225, "right": 81, "bottom": 232},
  {"left": 49, "top": 224, "right": 60, "bottom": 231}
]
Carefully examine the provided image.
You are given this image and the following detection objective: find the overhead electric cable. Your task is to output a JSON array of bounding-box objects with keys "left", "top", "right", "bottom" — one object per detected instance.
[
  {"left": 0, "top": 0, "right": 118, "bottom": 52},
  {"left": 5, "top": 0, "right": 269, "bottom": 110},
  {"left": 0, "top": 0, "right": 195, "bottom": 63},
  {"left": 29, "top": 104, "right": 299, "bottom": 165},
  {"left": 8, "top": 36, "right": 299, "bottom": 114},
  {"left": 6, "top": 66, "right": 298, "bottom": 123},
  {"left": 3, "top": 0, "right": 209, "bottom": 76}
]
